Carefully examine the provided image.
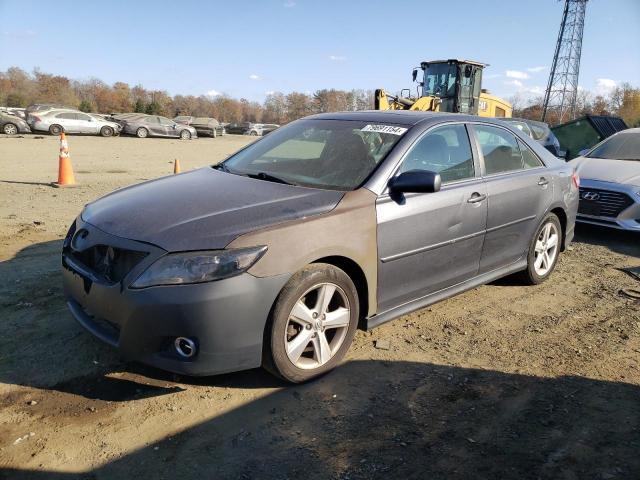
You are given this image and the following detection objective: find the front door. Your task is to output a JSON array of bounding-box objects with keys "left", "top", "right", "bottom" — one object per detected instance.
[{"left": 376, "top": 123, "right": 488, "bottom": 313}]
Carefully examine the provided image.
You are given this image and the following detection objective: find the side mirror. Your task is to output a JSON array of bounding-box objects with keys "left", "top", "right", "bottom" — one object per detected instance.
[
  {"left": 388, "top": 170, "right": 441, "bottom": 194},
  {"left": 412, "top": 69, "right": 418, "bottom": 82}
]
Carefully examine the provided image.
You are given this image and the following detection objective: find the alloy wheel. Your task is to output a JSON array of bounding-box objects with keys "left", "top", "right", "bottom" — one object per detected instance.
[
  {"left": 534, "top": 222, "right": 559, "bottom": 276},
  {"left": 4, "top": 123, "right": 18, "bottom": 135},
  {"left": 284, "top": 283, "right": 350, "bottom": 370}
]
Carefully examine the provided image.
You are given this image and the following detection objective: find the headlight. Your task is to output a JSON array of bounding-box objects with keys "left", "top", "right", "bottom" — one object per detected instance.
[{"left": 131, "top": 246, "right": 267, "bottom": 288}]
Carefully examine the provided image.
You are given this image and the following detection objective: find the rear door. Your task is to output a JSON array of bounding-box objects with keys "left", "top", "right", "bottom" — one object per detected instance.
[
  {"left": 470, "top": 123, "right": 552, "bottom": 274},
  {"left": 376, "top": 123, "right": 488, "bottom": 312}
]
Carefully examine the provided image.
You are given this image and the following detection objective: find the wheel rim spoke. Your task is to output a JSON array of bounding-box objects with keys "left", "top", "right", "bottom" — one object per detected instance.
[
  {"left": 535, "top": 240, "right": 545, "bottom": 253},
  {"left": 312, "top": 331, "right": 332, "bottom": 365},
  {"left": 315, "top": 284, "right": 336, "bottom": 315},
  {"left": 535, "top": 253, "right": 545, "bottom": 270},
  {"left": 323, "top": 307, "right": 350, "bottom": 329},
  {"left": 290, "top": 299, "right": 314, "bottom": 327},
  {"left": 546, "top": 234, "right": 558, "bottom": 250},
  {"left": 286, "top": 329, "right": 314, "bottom": 363}
]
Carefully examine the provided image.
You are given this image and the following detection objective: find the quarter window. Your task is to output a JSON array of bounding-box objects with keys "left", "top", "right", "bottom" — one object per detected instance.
[
  {"left": 75, "top": 113, "right": 91, "bottom": 121},
  {"left": 399, "top": 124, "right": 475, "bottom": 183},
  {"left": 475, "top": 124, "right": 524, "bottom": 175},
  {"left": 519, "top": 139, "right": 544, "bottom": 168}
]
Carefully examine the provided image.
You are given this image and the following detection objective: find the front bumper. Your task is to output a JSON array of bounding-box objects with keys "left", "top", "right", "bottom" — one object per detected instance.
[
  {"left": 576, "top": 179, "right": 640, "bottom": 232},
  {"left": 62, "top": 218, "right": 290, "bottom": 376}
]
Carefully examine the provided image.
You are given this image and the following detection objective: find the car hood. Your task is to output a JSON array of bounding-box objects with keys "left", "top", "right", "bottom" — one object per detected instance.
[
  {"left": 570, "top": 157, "right": 640, "bottom": 187},
  {"left": 81, "top": 167, "right": 344, "bottom": 251}
]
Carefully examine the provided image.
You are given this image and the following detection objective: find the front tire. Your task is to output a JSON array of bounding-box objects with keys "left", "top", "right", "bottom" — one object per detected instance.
[
  {"left": 519, "top": 213, "right": 562, "bottom": 285},
  {"left": 264, "top": 263, "right": 359, "bottom": 383},
  {"left": 49, "top": 124, "right": 63, "bottom": 135},
  {"left": 179, "top": 129, "right": 191, "bottom": 140},
  {"left": 3, "top": 123, "right": 18, "bottom": 135},
  {"left": 100, "top": 126, "right": 114, "bottom": 137},
  {"left": 136, "top": 127, "right": 149, "bottom": 138}
]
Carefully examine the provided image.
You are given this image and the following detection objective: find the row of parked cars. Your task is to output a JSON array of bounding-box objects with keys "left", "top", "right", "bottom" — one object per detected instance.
[{"left": 0, "top": 104, "right": 280, "bottom": 139}]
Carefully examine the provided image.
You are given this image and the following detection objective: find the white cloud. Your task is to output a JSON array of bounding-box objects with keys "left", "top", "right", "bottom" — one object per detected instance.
[
  {"left": 595, "top": 78, "right": 617, "bottom": 94},
  {"left": 329, "top": 55, "right": 347, "bottom": 61},
  {"left": 527, "top": 66, "right": 546, "bottom": 73},
  {"left": 506, "top": 70, "right": 530, "bottom": 80},
  {"left": 265, "top": 90, "right": 275, "bottom": 96},
  {"left": 249, "top": 74, "right": 260, "bottom": 80},
  {"left": 206, "top": 89, "right": 221, "bottom": 97},
  {"left": 505, "top": 79, "right": 524, "bottom": 88},
  {"left": 283, "top": 0, "right": 296, "bottom": 7},
  {"left": 525, "top": 86, "right": 544, "bottom": 95}
]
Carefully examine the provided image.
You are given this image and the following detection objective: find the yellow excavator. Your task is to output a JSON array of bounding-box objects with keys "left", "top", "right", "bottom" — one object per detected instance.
[{"left": 375, "top": 59, "right": 512, "bottom": 118}]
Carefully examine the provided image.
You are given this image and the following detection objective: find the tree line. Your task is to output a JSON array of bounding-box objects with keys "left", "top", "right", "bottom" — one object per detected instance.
[
  {"left": 0, "top": 67, "right": 374, "bottom": 124},
  {"left": 1, "top": 66, "right": 638, "bottom": 127}
]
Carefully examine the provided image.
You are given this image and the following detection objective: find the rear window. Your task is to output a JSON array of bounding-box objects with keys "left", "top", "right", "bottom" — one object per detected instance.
[{"left": 587, "top": 132, "right": 640, "bottom": 161}]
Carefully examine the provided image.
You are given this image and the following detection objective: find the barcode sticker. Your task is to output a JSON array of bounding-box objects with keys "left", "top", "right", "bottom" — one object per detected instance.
[{"left": 361, "top": 124, "right": 408, "bottom": 135}]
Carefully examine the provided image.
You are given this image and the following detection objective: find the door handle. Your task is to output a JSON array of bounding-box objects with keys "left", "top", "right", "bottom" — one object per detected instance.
[
  {"left": 538, "top": 177, "right": 549, "bottom": 186},
  {"left": 467, "top": 192, "right": 487, "bottom": 203}
]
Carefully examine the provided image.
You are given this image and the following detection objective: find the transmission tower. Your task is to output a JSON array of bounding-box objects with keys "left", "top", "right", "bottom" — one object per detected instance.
[{"left": 541, "top": 0, "right": 588, "bottom": 124}]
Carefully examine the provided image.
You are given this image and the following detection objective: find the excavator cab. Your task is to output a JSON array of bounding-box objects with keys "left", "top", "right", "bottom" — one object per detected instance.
[{"left": 414, "top": 59, "right": 484, "bottom": 115}]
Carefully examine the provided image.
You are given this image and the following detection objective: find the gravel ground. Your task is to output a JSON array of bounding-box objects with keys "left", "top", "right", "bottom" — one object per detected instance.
[{"left": 0, "top": 134, "right": 639, "bottom": 479}]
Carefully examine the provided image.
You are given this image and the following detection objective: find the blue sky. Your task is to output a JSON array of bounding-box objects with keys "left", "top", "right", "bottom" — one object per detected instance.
[{"left": 1, "top": 0, "right": 638, "bottom": 102}]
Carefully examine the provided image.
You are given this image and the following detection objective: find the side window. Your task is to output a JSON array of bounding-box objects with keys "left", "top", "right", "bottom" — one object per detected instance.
[
  {"left": 146, "top": 116, "right": 160, "bottom": 124},
  {"left": 56, "top": 113, "right": 76, "bottom": 119},
  {"left": 529, "top": 124, "right": 547, "bottom": 141},
  {"left": 399, "top": 124, "right": 475, "bottom": 183},
  {"left": 519, "top": 139, "right": 544, "bottom": 168},
  {"left": 475, "top": 125, "right": 524, "bottom": 175}
]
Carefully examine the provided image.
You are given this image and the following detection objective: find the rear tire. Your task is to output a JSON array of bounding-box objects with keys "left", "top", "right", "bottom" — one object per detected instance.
[
  {"left": 263, "top": 263, "right": 359, "bottom": 383},
  {"left": 519, "top": 213, "right": 562, "bottom": 285},
  {"left": 3, "top": 123, "right": 18, "bottom": 135},
  {"left": 136, "top": 127, "right": 148, "bottom": 138},
  {"left": 49, "top": 124, "right": 63, "bottom": 135},
  {"left": 100, "top": 126, "right": 114, "bottom": 137}
]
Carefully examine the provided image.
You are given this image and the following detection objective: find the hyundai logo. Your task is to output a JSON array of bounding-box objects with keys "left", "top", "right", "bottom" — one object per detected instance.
[{"left": 581, "top": 191, "right": 600, "bottom": 201}]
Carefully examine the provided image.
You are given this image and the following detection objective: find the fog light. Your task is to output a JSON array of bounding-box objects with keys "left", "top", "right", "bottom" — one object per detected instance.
[{"left": 174, "top": 337, "right": 197, "bottom": 358}]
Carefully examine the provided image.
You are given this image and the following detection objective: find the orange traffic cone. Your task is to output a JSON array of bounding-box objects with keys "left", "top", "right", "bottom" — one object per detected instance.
[
  {"left": 174, "top": 159, "right": 181, "bottom": 174},
  {"left": 52, "top": 132, "right": 77, "bottom": 187}
]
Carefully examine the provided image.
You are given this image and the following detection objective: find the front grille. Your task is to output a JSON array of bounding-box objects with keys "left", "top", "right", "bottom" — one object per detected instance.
[
  {"left": 578, "top": 187, "right": 635, "bottom": 218},
  {"left": 66, "top": 244, "right": 147, "bottom": 284}
]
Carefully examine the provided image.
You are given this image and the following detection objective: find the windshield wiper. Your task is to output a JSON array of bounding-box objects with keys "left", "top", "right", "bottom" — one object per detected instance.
[{"left": 246, "top": 172, "right": 293, "bottom": 185}]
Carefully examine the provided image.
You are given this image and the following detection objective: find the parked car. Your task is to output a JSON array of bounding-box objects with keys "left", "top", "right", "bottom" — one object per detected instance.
[
  {"left": 119, "top": 114, "right": 197, "bottom": 139},
  {"left": 501, "top": 118, "right": 564, "bottom": 157},
  {"left": 0, "top": 111, "right": 31, "bottom": 135},
  {"left": 225, "top": 122, "right": 251, "bottom": 135},
  {"left": 174, "top": 116, "right": 225, "bottom": 137},
  {"left": 569, "top": 128, "right": 640, "bottom": 231},
  {"left": 25, "top": 103, "right": 76, "bottom": 125},
  {"left": 247, "top": 123, "right": 280, "bottom": 136},
  {"left": 62, "top": 111, "right": 578, "bottom": 382},
  {"left": 31, "top": 109, "right": 122, "bottom": 136},
  {"left": 0, "top": 107, "right": 27, "bottom": 120}
]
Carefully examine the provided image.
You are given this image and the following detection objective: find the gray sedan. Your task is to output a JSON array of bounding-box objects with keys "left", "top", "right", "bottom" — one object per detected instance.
[
  {"left": 570, "top": 128, "right": 640, "bottom": 231},
  {"left": 0, "top": 112, "right": 31, "bottom": 135},
  {"left": 120, "top": 114, "right": 197, "bottom": 139},
  {"left": 31, "top": 109, "right": 121, "bottom": 136},
  {"left": 62, "top": 111, "right": 578, "bottom": 382}
]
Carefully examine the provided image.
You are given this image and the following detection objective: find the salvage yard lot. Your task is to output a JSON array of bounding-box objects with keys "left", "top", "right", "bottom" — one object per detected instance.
[{"left": 1, "top": 135, "right": 639, "bottom": 478}]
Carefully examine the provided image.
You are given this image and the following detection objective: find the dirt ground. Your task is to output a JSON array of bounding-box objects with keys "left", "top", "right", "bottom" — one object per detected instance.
[{"left": 0, "top": 134, "right": 639, "bottom": 479}]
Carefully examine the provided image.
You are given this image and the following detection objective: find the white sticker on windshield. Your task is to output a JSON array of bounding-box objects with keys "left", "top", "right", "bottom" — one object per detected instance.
[{"left": 361, "top": 124, "right": 407, "bottom": 135}]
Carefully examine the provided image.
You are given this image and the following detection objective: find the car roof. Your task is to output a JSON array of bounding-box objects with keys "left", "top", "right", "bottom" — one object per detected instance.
[{"left": 304, "top": 110, "right": 510, "bottom": 127}]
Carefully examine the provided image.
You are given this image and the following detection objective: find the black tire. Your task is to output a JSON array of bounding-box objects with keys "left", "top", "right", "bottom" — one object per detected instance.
[
  {"left": 249, "top": 130, "right": 258, "bottom": 136},
  {"left": 263, "top": 263, "right": 359, "bottom": 383},
  {"left": 136, "top": 127, "right": 148, "bottom": 138},
  {"left": 179, "top": 129, "right": 191, "bottom": 140},
  {"left": 519, "top": 213, "right": 562, "bottom": 285},
  {"left": 3, "top": 123, "right": 18, "bottom": 135},
  {"left": 49, "top": 124, "right": 63, "bottom": 135},
  {"left": 100, "top": 126, "right": 114, "bottom": 137}
]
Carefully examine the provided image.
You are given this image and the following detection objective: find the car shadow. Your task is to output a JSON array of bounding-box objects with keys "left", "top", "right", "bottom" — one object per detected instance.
[
  {"left": 2, "top": 360, "right": 639, "bottom": 479},
  {"left": 574, "top": 223, "right": 640, "bottom": 259}
]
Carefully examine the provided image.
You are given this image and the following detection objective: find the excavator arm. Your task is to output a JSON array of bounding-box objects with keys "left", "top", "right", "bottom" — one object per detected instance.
[{"left": 374, "top": 88, "right": 441, "bottom": 112}]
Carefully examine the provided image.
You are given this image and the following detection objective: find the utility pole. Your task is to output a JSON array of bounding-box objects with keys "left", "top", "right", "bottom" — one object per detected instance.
[{"left": 542, "top": 0, "right": 588, "bottom": 125}]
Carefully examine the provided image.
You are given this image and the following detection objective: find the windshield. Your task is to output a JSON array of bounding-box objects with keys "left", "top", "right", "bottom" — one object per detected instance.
[
  {"left": 422, "top": 63, "right": 458, "bottom": 97},
  {"left": 219, "top": 119, "right": 408, "bottom": 190},
  {"left": 587, "top": 131, "right": 640, "bottom": 160}
]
